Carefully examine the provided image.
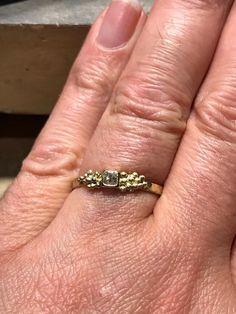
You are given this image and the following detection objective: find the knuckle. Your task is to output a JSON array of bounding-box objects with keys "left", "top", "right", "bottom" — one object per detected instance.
[
  {"left": 71, "top": 56, "right": 113, "bottom": 100},
  {"left": 22, "top": 142, "right": 81, "bottom": 178},
  {"left": 110, "top": 79, "right": 187, "bottom": 136},
  {"left": 194, "top": 91, "right": 236, "bottom": 142},
  {"left": 179, "top": 0, "right": 226, "bottom": 9}
]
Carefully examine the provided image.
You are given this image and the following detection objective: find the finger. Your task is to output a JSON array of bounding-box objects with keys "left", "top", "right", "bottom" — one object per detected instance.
[
  {"left": 157, "top": 2, "right": 236, "bottom": 246},
  {"left": 0, "top": 0, "right": 146, "bottom": 251},
  {"left": 63, "top": 0, "right": 233, "bottom": 224}
]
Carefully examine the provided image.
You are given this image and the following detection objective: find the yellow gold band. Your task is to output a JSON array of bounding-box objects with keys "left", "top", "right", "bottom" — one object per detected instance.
[{"left": 72, "top": 170, "right": 163, "bottom": 196}]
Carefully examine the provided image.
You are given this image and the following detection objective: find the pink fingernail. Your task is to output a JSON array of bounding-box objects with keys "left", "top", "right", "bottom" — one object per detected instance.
[{"left": 97, "top": 0, "right": 142, "bottom": 49}]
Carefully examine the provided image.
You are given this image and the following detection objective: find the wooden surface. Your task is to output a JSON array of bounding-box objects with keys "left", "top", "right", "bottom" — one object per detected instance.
[
  {"left": 0, "top": 0, "right": 154, "bottom": 195},
  {"left": 0, "top": 25, "right": 88, "bottom": 114},
  {"left": 0, "top": 0, "right": 151, "bottom": 24},
  {"left": 0, "top": 0, "right": 153, "bottom": 115}
]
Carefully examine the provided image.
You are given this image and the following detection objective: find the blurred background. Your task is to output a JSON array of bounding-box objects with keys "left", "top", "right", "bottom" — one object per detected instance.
[{"left": 0, "top": 0, "right": 152, "bottom": 196}]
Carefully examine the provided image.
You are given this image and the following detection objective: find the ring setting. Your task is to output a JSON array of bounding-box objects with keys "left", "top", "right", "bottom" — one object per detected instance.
[{"left": 73, "top": 170, "right": 163, "bottom": 195}]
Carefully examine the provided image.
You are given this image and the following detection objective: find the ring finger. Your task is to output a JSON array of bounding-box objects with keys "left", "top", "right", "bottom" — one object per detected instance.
[{"left": 64, "top": 0, "right": 233, "bottom": 222}]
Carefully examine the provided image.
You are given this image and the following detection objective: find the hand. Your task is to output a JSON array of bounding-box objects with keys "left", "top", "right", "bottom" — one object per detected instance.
[{"left": 1, "top": 0, "right": 236, "bottom": 312}]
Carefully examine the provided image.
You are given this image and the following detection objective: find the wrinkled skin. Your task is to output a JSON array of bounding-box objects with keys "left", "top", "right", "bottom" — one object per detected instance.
[{"left": 2, "top": 0, "right": 236, "bottom": 313}]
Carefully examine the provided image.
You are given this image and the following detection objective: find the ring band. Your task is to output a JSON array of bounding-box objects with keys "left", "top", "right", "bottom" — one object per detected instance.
[{"left": 72, "top": 170, "right": 163, "bottom": 196}]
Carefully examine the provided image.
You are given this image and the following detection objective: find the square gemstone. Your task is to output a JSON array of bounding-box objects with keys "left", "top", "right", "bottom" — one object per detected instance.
[{"left": 102, "top": 170, "right": 119, "bottom": 187}]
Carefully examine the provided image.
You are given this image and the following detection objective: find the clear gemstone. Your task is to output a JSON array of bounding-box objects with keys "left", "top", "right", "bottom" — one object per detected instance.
[{"left": 102, "top": 170, "right": 119, "bottom": 187}]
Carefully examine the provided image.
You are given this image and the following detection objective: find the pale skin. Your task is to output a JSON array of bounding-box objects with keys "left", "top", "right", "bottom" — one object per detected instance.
[{"left": 2, "top": 0, "right": 236, "bottom": 312}]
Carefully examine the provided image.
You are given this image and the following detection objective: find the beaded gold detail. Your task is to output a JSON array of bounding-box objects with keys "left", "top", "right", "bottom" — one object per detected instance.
[{"left": 73, "top": 170, "right": 163, "bottom": 196}]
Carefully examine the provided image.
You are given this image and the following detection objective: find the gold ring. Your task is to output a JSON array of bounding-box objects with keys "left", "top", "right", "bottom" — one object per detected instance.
[{"left": 72, "top": 170, "right": 163, "bottom": 196}]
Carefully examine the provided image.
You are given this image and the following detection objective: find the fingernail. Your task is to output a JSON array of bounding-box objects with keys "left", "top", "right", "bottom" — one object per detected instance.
[{"left": 97, "top": 0, "right": 142, "bottom": 49}]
